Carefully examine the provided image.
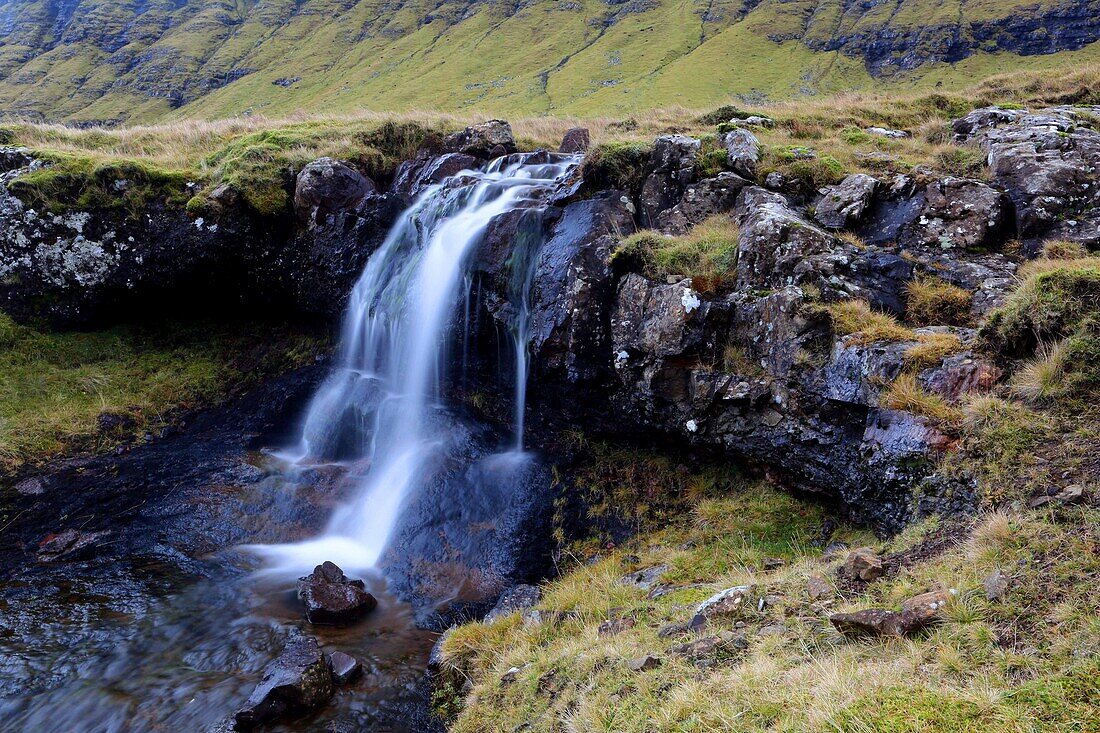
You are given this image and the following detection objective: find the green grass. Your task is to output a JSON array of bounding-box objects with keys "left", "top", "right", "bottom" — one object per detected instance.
[
  {"left": 2, "top": 0, "right": 1100, "bottom": 125},
  {"left": 0, "top": 312, "right": 325, "bottom": 472},
  {"left": 613, "top": 217, "right": 740, "bottom": 294}
]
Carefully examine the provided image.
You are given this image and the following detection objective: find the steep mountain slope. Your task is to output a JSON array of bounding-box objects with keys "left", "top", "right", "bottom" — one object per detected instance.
[{"left": 1, "top": 0, "right": 1099, "bottom": 124}]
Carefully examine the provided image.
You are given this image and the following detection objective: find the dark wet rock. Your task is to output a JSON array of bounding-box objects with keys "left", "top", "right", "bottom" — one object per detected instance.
[
  {"left": 528, "top": 192, "right": 636, "bottom": 383},
  {"left": 96, "top": 409, "right": 139, "bottom": 438},
  {"left": 329, "top": 651, "right": 363, "bottom": 684},
  {"left": 955, "top": 106, "right": 1100, "bottom": 252},
  {"left": 722, "top": 127, "right": 759, "bottom": 179},
  {"left": 14, "top": 477, "right": 45, "bottom": 496},
  {"left": 626, "top": 653, "right": 662, "bottom": 672},
  {"left": 484, "top": 584, "right": 542, "bottom": 623},
  {"left": 296, "top": 562, "right": 377, "bottom": 625},
  {"left": 443, "top": 120, "right": 516, "bottom": 159},
  {"left": 830, "top": 589, "right": 950, "bottom": 638},
  {"left": 639, "top": 135, "right": 700, "bottom": 227},
  {"left": 814, "top": 174, "right": 878, "bottom": 230},
  {"left": 897, "top": 177, "right": 1008, "bottom": 252},
  {"left": 839, "top": 548, "right": 884, "bottom": 582},
  {"left": 391, "top": 152, "right": 479, "bottom": 200},
  {"left": 294, "top": 157, "right": 376, "bottom": 226},
  {"left": 559, "top": 127, "right": 591, "bottom": 154},
  {"left": 36, "top": 528, "right": 111, "bottom": 562},
  {"left": 655, "top": 172, "right": 749, "bottom": 234},
  {"left": 234, "top": 634, "right": 335, "bottom": 730}
]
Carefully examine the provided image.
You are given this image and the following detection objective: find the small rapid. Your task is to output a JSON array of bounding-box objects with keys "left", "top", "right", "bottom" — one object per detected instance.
[{"left": 251, "top": 152, "right": 580, "bottom": 577}]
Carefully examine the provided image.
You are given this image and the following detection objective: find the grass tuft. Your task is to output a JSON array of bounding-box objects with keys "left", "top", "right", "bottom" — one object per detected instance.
[{"left": 614, "top": 216, "right": 739, "bottom": 293}]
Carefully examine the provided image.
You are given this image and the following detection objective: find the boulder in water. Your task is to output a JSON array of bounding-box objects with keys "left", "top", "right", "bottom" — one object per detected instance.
[
  {"left": 296, "top": 561, "right": 377, "bottom": 625},
  {"left": 329, "top": 650, "right": 363, "bottom": 684},
  {"left": 234, "top": 634, "right": 335, "bottom": 730}
]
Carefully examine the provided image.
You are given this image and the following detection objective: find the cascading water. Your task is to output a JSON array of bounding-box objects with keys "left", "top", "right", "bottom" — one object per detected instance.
[{"left": 251, "top": 152, "right": 579, "bottom": 577}]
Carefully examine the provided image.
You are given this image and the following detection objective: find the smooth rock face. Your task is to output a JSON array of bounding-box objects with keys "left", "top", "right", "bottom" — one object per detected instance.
[
  {"left": 296, "top": 561, "right": 377, "bottom": 625},
  {"left": 656, "top": 172, "right": 749, "bottom": 234},
  {"left": 234, "top": 634, "right": 335, "bottom": 730},
  {"left": 391, "top": 152, "right": 479, "bottom": 199},
  {"left": 294, "top": 157, "right": 376, "bottom": 225}
]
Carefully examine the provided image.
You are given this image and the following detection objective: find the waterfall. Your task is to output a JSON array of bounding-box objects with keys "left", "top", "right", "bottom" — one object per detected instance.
[{"left": 251, "top": 152, "right": 579, "bottom": 576}]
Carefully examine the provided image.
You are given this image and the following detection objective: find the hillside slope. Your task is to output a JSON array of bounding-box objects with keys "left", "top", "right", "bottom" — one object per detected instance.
[{"left": 1, "top": 0, "right": 1099, "bottom": 124}]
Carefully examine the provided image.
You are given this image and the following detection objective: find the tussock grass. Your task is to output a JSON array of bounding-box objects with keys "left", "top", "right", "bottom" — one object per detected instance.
[
  {"left": 882, "top": 373, "right": 964, "bottom": 426},
  {"left": 1041, "top": 239, "right": 1089, "bottom": 260},
  {"left": 905, "top": 276, "right": 973, "bottom": 327},
  {"left": 826, "top": 300, "right": 916, "bottom": 345},
  {"left": 1010, "top": 340, "right": 1070, "bottom": 403}
]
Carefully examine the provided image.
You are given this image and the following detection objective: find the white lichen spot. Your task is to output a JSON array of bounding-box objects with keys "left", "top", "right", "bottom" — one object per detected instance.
[
  {"left": 194, "top": 217, "right": 205, "bottom": 230},
  {"left": 614, "top": 350, "right": 629, "bottom": 368},
  {"left": 685, "top": 419, "right": 698, "bottom": 433},
  {"left": 681, "top": 288, "right": 701, "bottom": 313}
]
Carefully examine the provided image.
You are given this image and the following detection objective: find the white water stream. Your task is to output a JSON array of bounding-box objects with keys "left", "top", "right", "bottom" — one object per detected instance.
[{"left": 251, "top": 153, "right": 579, "bottom": 577}]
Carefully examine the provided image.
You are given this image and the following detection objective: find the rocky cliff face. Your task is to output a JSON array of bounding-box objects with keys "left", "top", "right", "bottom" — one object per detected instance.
[
  {"left": 3, "top": 107, "right": 1098, "bottom": 532},
  {"left": 0, "top": 0, "right": 1098, "bottom": 123}
]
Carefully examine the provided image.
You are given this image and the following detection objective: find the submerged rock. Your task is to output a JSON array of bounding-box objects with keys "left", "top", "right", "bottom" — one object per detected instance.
[
  {"left": 296, "top": 561, "right": 377, "bottom": 625},
  {"left": 234, "top": 634, "right": 335, "bottom": 730},
  {"left": 329, "top": 651, "right": 363, "bottom": 684}
]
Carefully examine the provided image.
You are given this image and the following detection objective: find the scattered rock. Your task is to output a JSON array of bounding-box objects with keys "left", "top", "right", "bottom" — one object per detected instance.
[
  {"left": 983, "top": 570, "right": 1010, "bottom": 601},
  {"left": 806, "top": 575, "right": 832, "bottom": 601},
  {"left": 830, "top": 589, "right": 950, "bottom": 638},
  {"left": 618, "top": 564, "right": 669, "bottom": 591},
  {"left": 559, "top": 127, "right": 591, "bottom": 154},
  {"left": 234, "top": 634, "right": 335, "bottom": 730},
  {"left": 598, "top": 616, "right": 637, "bottom": 637},
  {"left": 626, "top": 653, "right": 662, "bottom": 672},
  {"left": 695, "top": 585, "right": 752, "bottom": 619},
  {"left": 296, "top": 561, "right": 377, "bottom": 625},
  {"left": 484, "top": 583, "right": 542, "bottom": 623},
  {"left": 1028, "top": 484, "right": 1086, "bottom": 508},
  {"left": 669, "top": 631, "right": 747, "bottom": 661},
  {"left": 762, "top": 557, "right": 786, "bottom": 570},
  {"left": 840, "top": 548, "right": 884, "bottom": 582},
  {"left": 329, "top": 651, "right": 362, "bottom": 684},
  {"left": 866, "top": 127, "right": 909, "bottom": 139}
]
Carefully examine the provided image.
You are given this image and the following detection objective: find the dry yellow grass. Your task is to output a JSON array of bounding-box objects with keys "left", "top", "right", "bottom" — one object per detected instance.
[
  {"left": 882, "top": 373, "right": 964, "bottom": 425},
  {"left": 905, "top": 276, "right": 973, "bottom": 326}
]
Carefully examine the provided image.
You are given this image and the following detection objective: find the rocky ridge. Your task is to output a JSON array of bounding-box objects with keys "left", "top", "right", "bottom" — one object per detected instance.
[{"left": 4, "top": 109, "right": 1098, "bottom": 534}]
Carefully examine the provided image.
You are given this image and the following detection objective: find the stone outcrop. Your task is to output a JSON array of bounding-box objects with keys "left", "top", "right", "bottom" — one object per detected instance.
[
  {"left": 639, "top": 135, "right": 700, "bottom": 227},
  {"left": 955, "top": 105, "right": 1100, "bottom": 253},
  {"left": 443, "top": 120, "right": 517, "bottom": 159}
]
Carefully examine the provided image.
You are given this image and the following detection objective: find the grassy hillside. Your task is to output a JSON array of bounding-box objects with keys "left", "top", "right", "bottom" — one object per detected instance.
[{"left": 1, "top": 0, "right": 1099, "bottom": 124}]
